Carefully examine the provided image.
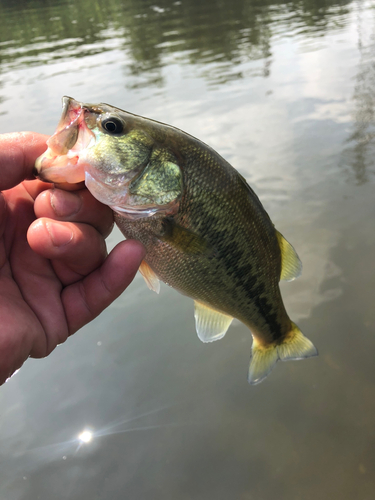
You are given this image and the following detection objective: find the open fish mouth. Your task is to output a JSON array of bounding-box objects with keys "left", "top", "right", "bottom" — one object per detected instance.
[
  {"left": 34, "top": 97, "right": 182, "bottom": 220},
  {"left": 35, "top": 97, "right": 96, "bottom": 184}
]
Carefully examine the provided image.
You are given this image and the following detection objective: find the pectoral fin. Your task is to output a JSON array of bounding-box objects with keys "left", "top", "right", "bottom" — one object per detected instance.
[
  {"left": 139, "top": 260, "right": 160, "bottom": 294},
  {"left": 194, "top": 301, "right": 233, "bottom": 342},
  {"left": 276, "top": 230, "right": 302, "bottom": 281},
  {"left": 161, "top": 218, "right": 211, "bottom": 255}
]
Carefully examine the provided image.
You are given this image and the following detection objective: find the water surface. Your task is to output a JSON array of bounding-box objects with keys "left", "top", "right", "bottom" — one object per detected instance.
[{"left": 0, "top": 0, "right": 375, "bottom": 499}]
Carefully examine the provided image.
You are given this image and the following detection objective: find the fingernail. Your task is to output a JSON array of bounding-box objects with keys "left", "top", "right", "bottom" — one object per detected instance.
[
  {"left": 46, "top": 221, "right": 73, "bottom": 247},
  {"left": 50, "top": 189, "right": 82, "bottom": 217}
]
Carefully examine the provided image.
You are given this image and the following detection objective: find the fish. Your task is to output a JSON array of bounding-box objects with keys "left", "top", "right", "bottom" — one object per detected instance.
[{"left": 35, "top": 96, "right": 317, "bottom": 384}]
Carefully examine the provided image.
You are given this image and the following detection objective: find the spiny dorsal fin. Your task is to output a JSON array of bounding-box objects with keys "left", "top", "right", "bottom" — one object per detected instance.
[
  {"left": 276, "top": 230, "right": 302, "bottom": 282},
  {"left": 139, "top": 260, "right": 160, "bottom": 294},
  {"left": 247, "top": 323, "right": 317, "bottom": 385},
  {"left": 194, "top": 301, "right": 233, "bottom": 343}
]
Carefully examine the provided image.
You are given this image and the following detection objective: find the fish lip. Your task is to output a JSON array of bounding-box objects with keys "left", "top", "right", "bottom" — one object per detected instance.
[
  {"left": 58, "top": 96, "right": 82, "bottom": 128},
  {"left": 35, "top": 97, "right": 95, "bottom": 183},
  {"left": 45, "top": 98, "right": 85, "bottom": 156}
]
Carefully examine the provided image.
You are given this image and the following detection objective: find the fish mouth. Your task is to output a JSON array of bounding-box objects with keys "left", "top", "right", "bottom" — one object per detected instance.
[
  {"left": 34, "top": 96, "right": 149, "bottom": 216},
  {"left": 35, "top": 97, "right": 180, "bottom": 220},
  {"left": 35, "top": 97, "right": 96, "bottom": 184}
]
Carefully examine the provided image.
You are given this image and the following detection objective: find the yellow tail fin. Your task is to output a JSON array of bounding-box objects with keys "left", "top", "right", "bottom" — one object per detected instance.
[{"left": 247, "top": 323, "right": 317, "bottom": 385}]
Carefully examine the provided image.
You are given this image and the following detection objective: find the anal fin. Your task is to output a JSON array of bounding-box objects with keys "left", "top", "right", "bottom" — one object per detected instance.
[
  {"left": 194, "top": 301, "right": 233, "bottom": 343},
  {"left": 139, "top": 260, "right": 160, "bottom": 294}
]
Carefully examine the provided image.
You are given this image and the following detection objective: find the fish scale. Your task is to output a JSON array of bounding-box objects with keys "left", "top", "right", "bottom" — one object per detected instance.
[
  {"left": 35, "top": 96, "right": 318, "bottom": 384},
  {"left": 115, "top": 136, "right": 290, "bottom": 343}
]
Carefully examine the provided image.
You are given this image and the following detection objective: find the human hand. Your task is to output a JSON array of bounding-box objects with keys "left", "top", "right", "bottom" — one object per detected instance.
[{"left": 0, "top": 132, "right": 145, "bottom": 384}]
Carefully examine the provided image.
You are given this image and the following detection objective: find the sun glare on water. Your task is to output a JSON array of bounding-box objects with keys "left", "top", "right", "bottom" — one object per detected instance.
[
  {"left": 22, "top": 401, "right": 184, "bottom": 465},
  {"left": 78, "top": 430, "right": 93, "bottom": 444}
]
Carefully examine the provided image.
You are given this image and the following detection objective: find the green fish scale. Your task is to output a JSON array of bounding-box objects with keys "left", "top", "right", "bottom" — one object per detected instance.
[{"left": 116, "top": 131, "right": 291, "bottom": 345}]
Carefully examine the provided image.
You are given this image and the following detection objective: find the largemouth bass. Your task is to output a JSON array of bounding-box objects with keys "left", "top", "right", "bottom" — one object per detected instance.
[{"left": 35, "top": 97, "right": 317, "bottom": 384}]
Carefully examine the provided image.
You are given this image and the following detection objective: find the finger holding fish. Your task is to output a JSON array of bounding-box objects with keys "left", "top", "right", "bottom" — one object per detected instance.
[
  {"left": 27, "top": 219, "right": 108, "bottom": 285},
  {"left": 0, "top": 132, "right": 49, "bottom": 190},
  {"left": 34, "top": 187, "right": 114, "bottom": 238},
  {"left": 30, "top": 186, "right": 115, "bottom": 285},
  {"left": 62, "top": 239, "right": 145, "bottom": 335}
]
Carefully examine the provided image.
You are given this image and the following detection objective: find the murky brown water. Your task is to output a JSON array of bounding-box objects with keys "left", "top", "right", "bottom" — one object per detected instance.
[{"left": 1, "top": 0, "right": 375, "bottom": 498}]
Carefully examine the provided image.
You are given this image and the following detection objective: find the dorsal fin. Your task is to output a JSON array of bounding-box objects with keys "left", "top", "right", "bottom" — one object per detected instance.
[
  {"left": 194, "top": 300, "right": 233, "bottom": 342},
  {"left": 139, "top": 260, "right": 160, "bottom": 294},
  {"left": 276, "top": 231, "right": 302, "bottom": 282}
]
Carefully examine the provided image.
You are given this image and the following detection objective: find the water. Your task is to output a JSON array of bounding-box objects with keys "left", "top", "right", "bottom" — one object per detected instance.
[{"left": 1, "top": 0, "right": 375, "bottom": 498}]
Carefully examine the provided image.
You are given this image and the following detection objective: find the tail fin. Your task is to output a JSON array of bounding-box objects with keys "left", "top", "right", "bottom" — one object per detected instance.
[{"left": 247, "top": 322, "right": 317, "bottom": 385}]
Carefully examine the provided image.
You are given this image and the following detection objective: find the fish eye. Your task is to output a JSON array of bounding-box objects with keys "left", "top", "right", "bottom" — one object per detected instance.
[{"left": 101, "top": 117, "right": 124, "bottom": 135}]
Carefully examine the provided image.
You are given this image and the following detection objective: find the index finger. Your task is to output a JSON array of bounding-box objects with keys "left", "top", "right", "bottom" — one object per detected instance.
[{"left": 0, "top": 132, "right": 49, "bottom": 190}]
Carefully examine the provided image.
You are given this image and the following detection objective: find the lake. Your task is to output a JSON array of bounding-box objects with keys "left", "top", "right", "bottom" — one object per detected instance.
[{"left": 0, "top": 0, "right": 375, "bottom": 498}]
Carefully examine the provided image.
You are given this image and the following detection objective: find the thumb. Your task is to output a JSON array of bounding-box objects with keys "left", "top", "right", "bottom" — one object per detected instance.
[{"left": 0, "top": 132, "right": 49, "bottom": 190}]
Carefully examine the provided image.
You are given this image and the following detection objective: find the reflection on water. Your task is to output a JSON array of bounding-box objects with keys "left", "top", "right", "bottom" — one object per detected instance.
[
  {"left": 1, "top": 0, "right": 375, "bottom": 499},
  {"left": 0, "top": 0, "right": 352, "bottom": 91},
  {"left": 342, "top": 1, "right": 375, "bottom": 184}
]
